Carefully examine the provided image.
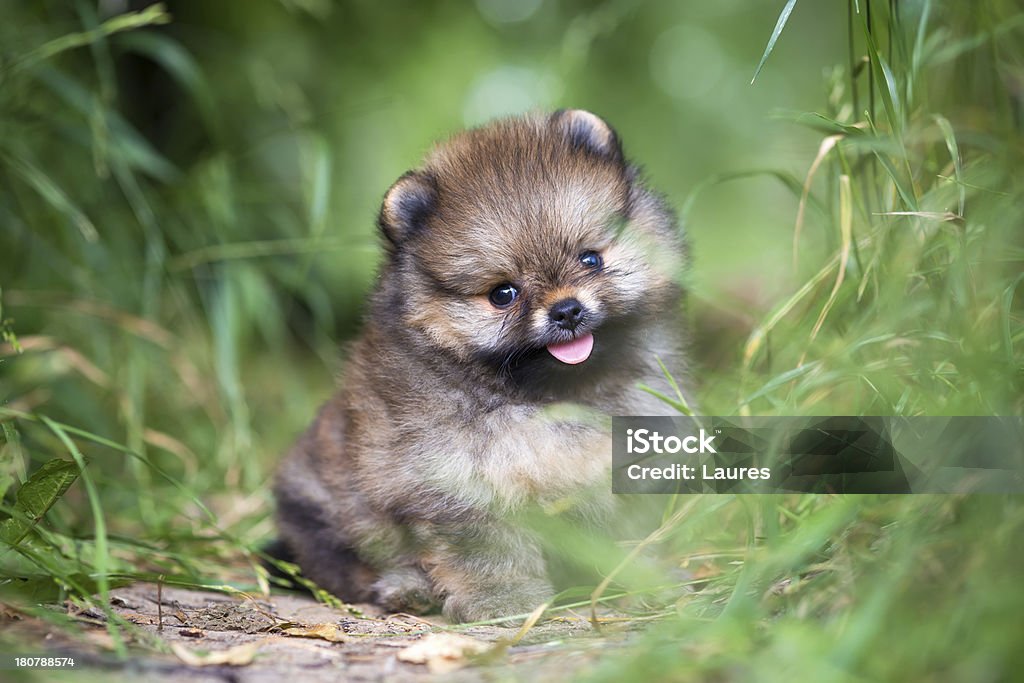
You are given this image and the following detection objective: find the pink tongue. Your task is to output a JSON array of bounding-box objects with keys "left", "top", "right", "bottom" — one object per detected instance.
[{"left": 546, "top": 333, "right": 595, "bottom": 365}]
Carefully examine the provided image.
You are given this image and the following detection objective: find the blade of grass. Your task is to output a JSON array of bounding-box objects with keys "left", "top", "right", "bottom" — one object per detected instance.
[
  {"left": 167, "top": 237, "right": 358, "bottom": 272},
  {"left": 655, "top": 355, "right": 694, "bottom": 416},
  {"left": 751, "top": 0, "right": 799, "bottom": 84},
  {"left": 742, "top": 236, "right": 873, "bottom": 370},
  {"left": 740, "top": 361, "right": 821, "bottom": 409},
  {"left": 1002, "top": 273, "right": 1024, "bottom": 367},
  {"left": 0, "top": 408, "right": 216, "bottom": 524},
  {"left": 34, "top": 68, "right": 180, "bottom": 183},
  {"left": 794, "top": 135, "right": 842, "bottom": 270},
  {"left": 0, "top": 151, "right": 98, "bottom": 242},
  {"left": 38, "top": 415, "right": 124, "bottom": 656},
  {"left": 908, "top": 0, "right": 932, "bottom": 108},
  {"left": 638, "top": 384, "right": 692, "bottom": 416},
  {"left": 680, "top": 169, "right": 813, "bottom": 221},
  {"left": 7, "top": 3, "right": 171, "bottom": 73},
  {"left": 773, "top": 110, "right": 867, "bottom": 136},
  {"left": 589, "top": 497, "right": 702, "bottom": 625},
  {"left": 803, "top": 174, "right": 854, "bottom": 363},
  {"left": 932, "top": 115, "right": 965, "bottom": 217}
]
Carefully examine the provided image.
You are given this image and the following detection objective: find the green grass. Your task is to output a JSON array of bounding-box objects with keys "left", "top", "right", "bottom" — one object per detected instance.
[{"left": 2, "top": 0, "right": 1023, "bottom": 680}]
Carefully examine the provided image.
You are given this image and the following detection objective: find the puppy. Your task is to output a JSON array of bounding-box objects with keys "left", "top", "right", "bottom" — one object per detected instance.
[{"left": 273, "top": 110, "right": 690, "bottom": 622}]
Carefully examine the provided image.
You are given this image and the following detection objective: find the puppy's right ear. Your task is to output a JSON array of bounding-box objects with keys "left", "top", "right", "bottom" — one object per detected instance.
[{"left": 378, "top": 171, "right": 437, "bottom": 248}]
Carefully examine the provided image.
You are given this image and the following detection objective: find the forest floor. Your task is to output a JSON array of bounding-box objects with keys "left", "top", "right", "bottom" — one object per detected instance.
[{"left": 2, "top": 582, "right": 641, "bottom": 681}]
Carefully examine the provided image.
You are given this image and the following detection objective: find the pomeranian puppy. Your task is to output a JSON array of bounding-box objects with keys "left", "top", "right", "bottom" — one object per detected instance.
[{"left": 273, "top": 110, "right": 690, "bottom": 622}]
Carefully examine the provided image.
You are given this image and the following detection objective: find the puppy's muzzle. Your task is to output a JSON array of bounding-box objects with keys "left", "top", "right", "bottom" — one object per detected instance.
[{"left": 549, "top": 298, "right": 587, "bottom": 332}]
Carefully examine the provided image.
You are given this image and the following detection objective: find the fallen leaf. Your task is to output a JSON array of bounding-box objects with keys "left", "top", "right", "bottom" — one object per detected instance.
[
  {"left": 282, "top": 623, "right": 350, "bottom": 643},
  {"left": 110, "top": 595, "right": 139, "bottom": 609},
  {"left": 169, "top": 641, "right": 259, "bottom": 667},
  {"left": 397, "top": 633, "right": 489, "bottom": 674},
  {"left": 125, "top": 614, "right": 157, "bottom": 625}
]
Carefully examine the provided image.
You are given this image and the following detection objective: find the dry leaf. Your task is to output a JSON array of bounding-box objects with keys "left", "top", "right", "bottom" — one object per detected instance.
[
  {"left": 397, "top": 633, "right": 489, "bottom": 674},
  {"left": 109, "top": 595, "right": 139, "bottom": 609},
  {"left": 282, "top": 623, "right": 350, "bottom": 643},
  {"left": 170, "top": 641, "right": 259, "bottom": 667}
]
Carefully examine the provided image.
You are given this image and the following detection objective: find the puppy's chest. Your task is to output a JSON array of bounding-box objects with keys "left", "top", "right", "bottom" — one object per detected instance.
[{"left": 413, "top": 403, "right": 612, "bottom": 509}]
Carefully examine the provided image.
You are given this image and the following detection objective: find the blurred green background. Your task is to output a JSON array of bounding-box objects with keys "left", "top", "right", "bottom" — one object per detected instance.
[
  {"left": 3, "top": 0, "right": 850, "bottom": 363},
  {"left": 1, "top": 0, "right": 857, "bottom": 516},
  {"left": 2, "top": 0, "right": 1023, "bottom": 679}
]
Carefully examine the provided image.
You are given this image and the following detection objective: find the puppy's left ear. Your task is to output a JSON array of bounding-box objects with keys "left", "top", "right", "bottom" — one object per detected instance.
[
  {"left": 378, "top": 170, "right": 438, "bottom": 248},
  {"left": 550, "top": 109, "right": 624, "bottom": 163}
]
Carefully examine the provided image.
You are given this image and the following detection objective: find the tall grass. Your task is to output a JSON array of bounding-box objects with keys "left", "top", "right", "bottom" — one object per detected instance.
[
  {"left": 588, "top": 1, "right": 1024, "bottom": 680},
  {"left": 0, "top": 0, "right": 1022, "bottom": 680},
  {"left": 714, "top": 0, "right": 1024, "bottom": 419},
  {"left": 0, "top": 1, "right": 324, "bottom": 611}
]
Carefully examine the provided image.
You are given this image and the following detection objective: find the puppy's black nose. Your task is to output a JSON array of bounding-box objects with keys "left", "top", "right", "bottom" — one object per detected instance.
[{"left": 549, "top": 298, "right": 586, "bottom": 331}]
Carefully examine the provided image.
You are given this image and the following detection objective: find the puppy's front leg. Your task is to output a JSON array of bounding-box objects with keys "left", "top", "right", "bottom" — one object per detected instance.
[{"left": 425, "top": 519, "right": 554, "bottom": 623}]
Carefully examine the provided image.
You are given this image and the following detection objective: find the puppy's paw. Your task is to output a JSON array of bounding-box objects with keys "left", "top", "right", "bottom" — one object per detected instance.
[
  {"left": 442, "top": 580, "right": 553, "bottom": 624},
  {"left": 372, "top": 566, "right": 439, "bottom": 614}
]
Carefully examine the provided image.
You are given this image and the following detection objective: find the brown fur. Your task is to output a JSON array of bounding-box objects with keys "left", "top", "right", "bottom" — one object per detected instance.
[{"left": 273, "top": 110, "right": 691, "bottom": 622}]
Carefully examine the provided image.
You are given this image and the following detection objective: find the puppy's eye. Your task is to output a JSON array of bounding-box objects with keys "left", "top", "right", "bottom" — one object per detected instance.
[
  {"left": 488, "top": 283, "right": 519, "bottom": 308},
  {"left": 579, "top": 251, "right": 603, "bottom": 270}
]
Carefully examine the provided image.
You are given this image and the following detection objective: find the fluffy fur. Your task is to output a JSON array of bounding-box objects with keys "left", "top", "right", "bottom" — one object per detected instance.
[{"left": 273, "top": 110, "right": 690, "bottom": 622}]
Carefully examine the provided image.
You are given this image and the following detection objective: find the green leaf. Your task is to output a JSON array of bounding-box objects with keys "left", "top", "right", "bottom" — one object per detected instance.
[
  {"left": 856, "top": 4, "right": 902, "bottom": 134},
  {"left": 871, "top": 147, "right": 918, "bottom": 211},
  {"left": 0, "top": 575, "right": 100, "bottom": 603},
  {"left": 0, "top": 458, "right": 80, "bottom": 548},
  {"left": 774, "top": 110, "right": 867, "bottom": 137},
  {"left": 751, "top": 0, "right": 799, "bottom": 84}
]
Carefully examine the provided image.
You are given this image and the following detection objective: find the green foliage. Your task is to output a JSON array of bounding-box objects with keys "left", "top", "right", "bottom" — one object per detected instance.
[
  {"left": 0, "top": 458, "right": 78, "bottom": 548},
  {"left": 607, "top": 1, "right": 1024, "bottom": 679},
  {"left": 726, "top": 0, "right": 1024, "bottom": 419},
  {"left": 0, "top": 0, "right": 1022, "bottom": 680}
]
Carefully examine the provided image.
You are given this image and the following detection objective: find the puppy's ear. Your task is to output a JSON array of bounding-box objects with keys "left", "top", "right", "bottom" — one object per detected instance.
[
  {"left": 378, "top": 171, "right": 437, "bottom": 247},
  {"left": 550, "top": 109, "right": 623, "bottom": 163}
]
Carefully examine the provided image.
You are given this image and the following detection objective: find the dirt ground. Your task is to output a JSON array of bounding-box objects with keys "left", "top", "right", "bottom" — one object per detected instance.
[{"left": 1, "top": 583, "right": 643, "bottom": 681}]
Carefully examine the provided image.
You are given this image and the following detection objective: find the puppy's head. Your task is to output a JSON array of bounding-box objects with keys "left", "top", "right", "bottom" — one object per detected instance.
[{"left": 377, "top": 110, "right": 685, "bottom": 387}]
